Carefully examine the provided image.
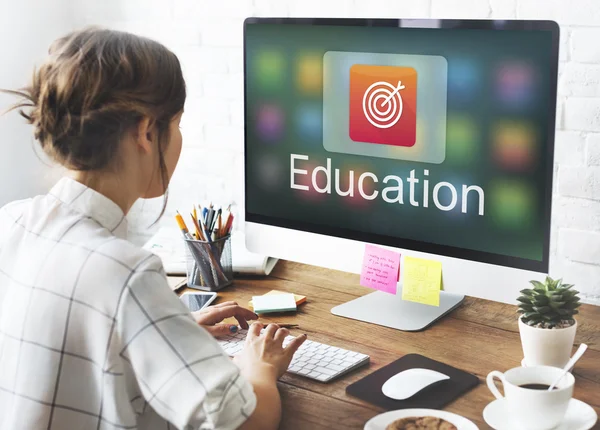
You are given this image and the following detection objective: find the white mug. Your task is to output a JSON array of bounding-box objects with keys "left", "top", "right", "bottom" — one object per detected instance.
[{"left": 486, "top": 365, "right": 574, "bottom": 430}]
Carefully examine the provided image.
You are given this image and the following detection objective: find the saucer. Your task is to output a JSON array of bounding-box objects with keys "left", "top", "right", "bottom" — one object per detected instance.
[
  {"left": 364, "top": 408, "right": 478, "bottom": 430},
  {"left": 483, "top": 397, "right": 598, "bottom": 430}
]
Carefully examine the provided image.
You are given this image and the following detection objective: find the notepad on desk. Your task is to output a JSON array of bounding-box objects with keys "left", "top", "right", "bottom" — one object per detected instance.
[
  {"left": 143, "top": 227, "right": 279, "bottom": 276},
  {"left": 251, "top": 293, "right": 297, "bottom": 314},
  {"left": 248, "top": 290, "right": 306, "bottom": 310}
]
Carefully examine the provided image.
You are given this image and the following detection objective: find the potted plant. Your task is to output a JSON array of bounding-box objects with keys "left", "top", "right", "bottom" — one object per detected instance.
[{"left": 517, "top": 276, "right": 581, "bottom": 368}]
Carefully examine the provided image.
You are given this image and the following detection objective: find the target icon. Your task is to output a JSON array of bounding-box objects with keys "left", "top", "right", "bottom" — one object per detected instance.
[
  {"left": 349, "top": 64, "right": 417, "bottom": 147},
  {"left": 362, "top": 80, "right": 406, "bottom": 129}
]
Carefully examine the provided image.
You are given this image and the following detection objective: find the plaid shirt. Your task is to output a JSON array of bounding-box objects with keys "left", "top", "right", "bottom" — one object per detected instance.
[{"left": 0, "top": 177, "right": 256, "bottom": 430}]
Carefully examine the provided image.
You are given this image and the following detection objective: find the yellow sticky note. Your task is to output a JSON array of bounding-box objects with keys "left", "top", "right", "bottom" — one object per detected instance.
[{"left": 402, "top": 256, "right": 442, "bottom": 306}]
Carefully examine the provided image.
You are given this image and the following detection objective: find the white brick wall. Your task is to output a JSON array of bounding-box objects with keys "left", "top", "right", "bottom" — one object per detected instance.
[
  {"left": 70, "top": 0, "right": 600, "bottom": 304},
  {"left": 570, "top": 29, "right": 600, "bottom": 63}
]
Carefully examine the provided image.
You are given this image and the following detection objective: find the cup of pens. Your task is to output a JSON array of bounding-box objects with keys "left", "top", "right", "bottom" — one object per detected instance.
[{"left": 175, "top": 205, "right": 235, "bottom": 292}]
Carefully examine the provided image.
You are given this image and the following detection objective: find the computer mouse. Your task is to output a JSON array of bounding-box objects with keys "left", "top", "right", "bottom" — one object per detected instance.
[{"left": 381, "top": 368, "right": 450, "bottom": 400}]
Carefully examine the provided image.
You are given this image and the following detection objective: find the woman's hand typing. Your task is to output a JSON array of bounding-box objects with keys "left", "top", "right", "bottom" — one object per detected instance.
[{"left": 192, "top": 301, "right": 258, "bottom": 337}]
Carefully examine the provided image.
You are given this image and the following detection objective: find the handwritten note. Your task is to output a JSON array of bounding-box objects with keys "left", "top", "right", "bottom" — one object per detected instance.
[
  {"left": 360, "top": 244, "right": 400, "bottom": 294},
  {"left": 402, "top": 256, "right": 442, "bottom": 306}
]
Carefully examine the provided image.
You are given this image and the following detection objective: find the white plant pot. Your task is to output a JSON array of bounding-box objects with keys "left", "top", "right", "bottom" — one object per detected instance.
[{"left": 518, "top": 317, "right": 577, "bottom": 368}]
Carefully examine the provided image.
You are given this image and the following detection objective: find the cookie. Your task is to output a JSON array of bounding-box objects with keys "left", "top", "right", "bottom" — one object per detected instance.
[{"left": 385, "top": 416, "right": 457, "bottom": 430}]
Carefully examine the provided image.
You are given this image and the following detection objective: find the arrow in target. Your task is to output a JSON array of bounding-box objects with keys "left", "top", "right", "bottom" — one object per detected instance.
[{"left": 382, "top": 80, "right": 406, "bottom": 106}]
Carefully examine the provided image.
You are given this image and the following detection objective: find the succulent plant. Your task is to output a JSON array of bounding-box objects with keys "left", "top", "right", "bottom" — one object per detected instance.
[{"left": 517, "top": 276, "right": 581, "bottom": 329}]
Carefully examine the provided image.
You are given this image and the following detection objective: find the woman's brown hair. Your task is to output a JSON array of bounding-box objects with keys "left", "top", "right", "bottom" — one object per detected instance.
[{"left": 2, "top": 26, "right": 186, "bottom": 217}]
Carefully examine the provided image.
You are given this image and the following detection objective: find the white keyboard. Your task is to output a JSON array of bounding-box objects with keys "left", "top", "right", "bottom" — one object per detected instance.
[{"left": 217, "top": 329, "right": 370, "bottom": 382}]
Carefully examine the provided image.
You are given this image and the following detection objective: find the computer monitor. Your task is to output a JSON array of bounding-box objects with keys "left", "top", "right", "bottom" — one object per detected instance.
[{"left": 243, "top": 18, "right": 559, "bottom": 331}]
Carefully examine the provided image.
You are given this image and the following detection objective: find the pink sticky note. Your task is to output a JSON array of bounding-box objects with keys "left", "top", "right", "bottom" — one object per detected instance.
[{"left": 360, "top": 244, "right": 401, "bottom": 294}]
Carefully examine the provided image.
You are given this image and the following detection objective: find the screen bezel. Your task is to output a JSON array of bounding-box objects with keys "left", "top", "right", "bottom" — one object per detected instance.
[{"left": 243, "top": 18, "right": 559, "bottom": 273}]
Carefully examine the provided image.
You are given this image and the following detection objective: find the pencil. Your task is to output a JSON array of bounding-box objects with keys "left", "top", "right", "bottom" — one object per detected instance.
[
  {"left": 225, "top": 212, "right": 234, "bottom": 235},
  {"left": 190, "top": 212, "right": 204, "bottom": 241},
  {"left": 175, "top": 211, "right": 192, "bottom": 239},
  {"left": 221, "top": 211, "right": 230, "bottom": 237},
  {"left": 175, "top": 211, "right": 198, "bottom": 283},
  {"left": 216, "top": 211, "right": 222, "bottom": 238},
  {"left": 271, "top": 324, "right": 299, "bottom": 329}
]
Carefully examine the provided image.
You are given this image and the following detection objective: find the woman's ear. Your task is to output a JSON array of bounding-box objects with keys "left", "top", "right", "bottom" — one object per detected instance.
[{"left": 135, "top": 117, "right": 155, "bottom": 154}]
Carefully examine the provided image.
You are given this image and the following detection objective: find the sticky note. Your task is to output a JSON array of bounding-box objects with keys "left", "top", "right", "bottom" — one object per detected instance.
[
  {"left": 249, "top": 290, "right": 306, "bottom": 309},
  {"left": 360, "top": 244, "right": 401, "bottom": 294},
  {"left": 402, "top": 256, "right": 442, "bottom": 306},
  {"left": 252, "top": 293, "right": 297, "bottom": 314}
]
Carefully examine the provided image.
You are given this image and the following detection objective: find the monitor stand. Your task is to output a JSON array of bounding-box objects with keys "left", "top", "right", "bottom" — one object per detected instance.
[{"left": 330, "top": 287, "right": 465, "bottom": 332}]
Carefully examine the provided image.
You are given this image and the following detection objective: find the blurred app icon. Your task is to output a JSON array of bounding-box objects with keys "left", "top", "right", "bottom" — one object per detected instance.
[
  {"left": 495, "top": 61, "right": 535, "bottom": 108},
  {"left": 256, "top": 103, "right": 284, "bottom": 142},
  {"left": 296, "top": 103, "right": 322, "bottom": 142},
  {"left": 257, "top": 153, "right": 284, "bottom": 192},
  {"left": 448, "top": 58, "right": 480, "bottom": 104},
  {"left": 446, "top": 114, "right": 479, "bottom": 164},
  {"left": 489, "top": 180, "right": 535, "bottom": 229},
  {"left": 255, "top": 50, "right": 285, "bottom": 90},
  {"left": 297, "top": 53, "right": 323, "bottom": 94},
  {"left": 492, "top": 121, "right": 536, "bottom": 170}
]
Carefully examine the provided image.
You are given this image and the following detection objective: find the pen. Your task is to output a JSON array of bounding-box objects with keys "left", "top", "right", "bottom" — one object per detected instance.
[
  {"left": 209, "top": 208, "right": 218, "bottom": 234},
  {"left": 198, "top": 212, "right": 212, "bottom": 242},
  {"left": 206, "top": 208, "right": 214, "bottom": 233},
  {"left": 215, "top": 209, "right": 222, "bottom": 236}
]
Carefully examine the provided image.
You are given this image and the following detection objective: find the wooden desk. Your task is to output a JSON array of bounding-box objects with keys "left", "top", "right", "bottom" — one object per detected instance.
[{"left": 170, "top": 260, "right": 600, "bottom": 430}]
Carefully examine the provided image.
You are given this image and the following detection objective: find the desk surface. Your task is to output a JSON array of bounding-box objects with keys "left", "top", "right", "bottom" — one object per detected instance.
[{"left": 169, "top": 260, "right": 600, "bottom": 430}]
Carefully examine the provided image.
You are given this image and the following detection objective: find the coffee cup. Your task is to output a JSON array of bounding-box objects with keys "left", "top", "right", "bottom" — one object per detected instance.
[{"left": 486, "top": 365, "right": 574, "bottom": 430}]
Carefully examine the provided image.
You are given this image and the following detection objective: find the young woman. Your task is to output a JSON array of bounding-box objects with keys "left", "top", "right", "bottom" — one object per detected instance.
[{"left": 0, "top": 27, "right": 305, "bottom": 430}]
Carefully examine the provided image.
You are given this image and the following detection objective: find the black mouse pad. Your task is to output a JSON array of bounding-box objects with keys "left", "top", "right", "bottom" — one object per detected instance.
[{"left": 346, "top": 353, "right": 479, "bottom": 410}]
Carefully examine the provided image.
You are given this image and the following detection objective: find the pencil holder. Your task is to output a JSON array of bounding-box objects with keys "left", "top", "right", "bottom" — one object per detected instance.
[{"left": 184, "top": 235, "right": 233, "bottom": 292}]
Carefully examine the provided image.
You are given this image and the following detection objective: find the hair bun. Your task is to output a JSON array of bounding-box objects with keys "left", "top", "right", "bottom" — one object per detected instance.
[{"left": 2, "top": 26, "right": 185, "bottom": 174}]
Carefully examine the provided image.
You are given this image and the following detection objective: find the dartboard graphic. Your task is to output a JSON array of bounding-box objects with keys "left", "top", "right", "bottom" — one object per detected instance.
[{"left": 362, "top": 80, "right": 406, "bottom": 129}]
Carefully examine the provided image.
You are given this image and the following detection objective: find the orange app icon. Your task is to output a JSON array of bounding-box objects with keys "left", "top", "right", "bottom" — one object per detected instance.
[{"left": 349, "top": 64, "right": 418, "bottom": 147}]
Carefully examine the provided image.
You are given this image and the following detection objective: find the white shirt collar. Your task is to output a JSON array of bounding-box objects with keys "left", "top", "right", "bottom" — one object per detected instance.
[{"left": 49, "top": 177, "right": 128, "bottom": 239}]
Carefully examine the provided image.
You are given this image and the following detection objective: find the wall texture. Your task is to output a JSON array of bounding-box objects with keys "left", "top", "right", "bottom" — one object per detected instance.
[
  {"left": 4, "top": 0, "right": 600, "bottom": 304},
  {"left": 0, "top": 0, "right": 73, "bottom": 206}
]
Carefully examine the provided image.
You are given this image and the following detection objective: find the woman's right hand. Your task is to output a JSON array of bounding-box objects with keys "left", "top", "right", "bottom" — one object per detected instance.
[{"left": 233, "top": 322, "right": 307, "bottom": 381}]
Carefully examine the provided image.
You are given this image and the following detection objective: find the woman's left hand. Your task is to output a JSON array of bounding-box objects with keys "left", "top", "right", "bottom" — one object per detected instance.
[{"left": 192, "top": 301, "right": 259, "bottom": 337}]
